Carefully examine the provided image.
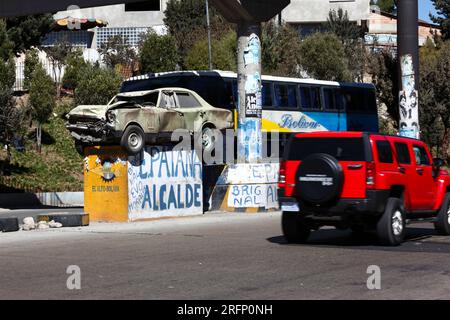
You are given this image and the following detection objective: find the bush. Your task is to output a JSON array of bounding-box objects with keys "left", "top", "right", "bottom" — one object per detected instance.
[
  {"left": 299, "top": 32, "right": 351, "bottom": 81},
  {"left": 24, "top": 48, "right": 40, "bottom": 90},
  {"left": 185, "top": 31, "right": 236, "bottom": 71},
  {"left": 74, "top": 64, "right": 122, "bottom": 105},
  {"left": 29, "top": 65, "right": 56, "bottom": 124},
  {"left": 139, "top": 31, "right": 180, "bottom": 74},
  {"left": 62, "top": 50, "right": 88, "bottom": 90}
]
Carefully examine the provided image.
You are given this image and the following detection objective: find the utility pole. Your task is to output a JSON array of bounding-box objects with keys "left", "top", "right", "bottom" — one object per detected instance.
[
  {"left": 206, "top": 0, "right": 213, "bottom": 70},
  {"left": 397, "top": 0, "right": 420, "bottom": 139}
]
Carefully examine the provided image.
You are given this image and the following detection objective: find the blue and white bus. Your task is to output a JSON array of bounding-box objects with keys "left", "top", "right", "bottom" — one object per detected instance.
[{"left": 121, "top": 70, "right": 379, "bottom": 134}]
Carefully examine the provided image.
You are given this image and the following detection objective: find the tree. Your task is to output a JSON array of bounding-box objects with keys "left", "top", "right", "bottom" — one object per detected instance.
[
  {"left": 262, "top": 21, "right": 302, "bottom": 77},
  {"left": 62, "top": 49, "right": 88, "bottom": 91},
  {"left": 139, "top": 31, "right": 180, "bottom": 74},
  {"left": 6, "top": 14, "right": 53, "bottom": 54},
  {"left": 185, "top": 31, "right": 236, "bottom": 71},
  {"left": 326, "top": 9, "right": 367, "bottom": 81},
  {"left": 29, "top": 65, "right": 56, "bottom": 152},
  {"left": 75, "top": 64, "right": 122, "bottom": 106},
  {"left": 367, "top": 49, "right": 399, "bottom": 126},
  {"left": 371, "top": 0, "right": 396, "bottom": 13},
  {"left": 164, "top": 0, "right": 232, "bottom": 67},
  {"left": 298, "top": 32, "right": 351, "bottom": 81},
  {"left": 0, "top": 20, "right": 14, "bottom": 61},
  {"left": 99, "top": 35, "right": 137, "bottom": 76},
  {"left": 420, "top": 41, "right": 450, "bottom": 160},
  {"left": 431, "top": 0, "right": 450, "bottom": 40},
  {"left": 43, "top": 40, "right": 73, "bottom": 98},
  {"left": 24, "top": 48, "right": 40, "bottom": 90}
]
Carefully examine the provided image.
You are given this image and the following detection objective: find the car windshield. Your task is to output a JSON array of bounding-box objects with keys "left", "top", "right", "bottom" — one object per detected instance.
[
  {"left": 287, "top": 137, "right": 367, "bottom": 161},
  {"left": 109, "top": 92, "right": 159, "bottom": 106}
]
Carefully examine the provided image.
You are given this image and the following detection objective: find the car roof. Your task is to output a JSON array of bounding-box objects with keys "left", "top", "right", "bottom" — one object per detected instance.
[{"left": 116, "top": 87, "right": 193, "bottom": 97}]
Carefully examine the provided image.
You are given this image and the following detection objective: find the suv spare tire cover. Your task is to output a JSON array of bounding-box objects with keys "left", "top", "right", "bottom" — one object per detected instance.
[{"left": 295, "top": 153, "right": 343, "bottom": 204}]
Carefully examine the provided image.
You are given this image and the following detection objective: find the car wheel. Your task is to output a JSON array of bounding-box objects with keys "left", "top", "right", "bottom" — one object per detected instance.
[
  {"left": 201, "top": 126, "right": 216, "bottom": 154},
  {"left": 434, "top": 193, "right": 450, "bottom": 235},
  {"left": 121, "top": 125, "right": 145, "bottom": 155},
  {"left": 74, "top": 142, "right": 85, "bottom": 157},
  {"left": 282, "top": 212, "right": 311, "bottom": 244},
  {"left": 376, "top": 197, "right": 406, "bottom": 246}
]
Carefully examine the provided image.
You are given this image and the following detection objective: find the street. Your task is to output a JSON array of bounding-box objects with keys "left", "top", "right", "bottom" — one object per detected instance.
[{"left": 1, "top": 211, "right": 450, "bottom": 300}]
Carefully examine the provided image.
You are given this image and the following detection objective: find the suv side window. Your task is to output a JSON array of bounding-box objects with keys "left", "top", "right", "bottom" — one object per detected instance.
[
  {"left": 413, "top": 145, "right": 431, "bottom": 166},
  {"left": 376, "top": 140, "right": 394, "bottom": 163},
  {"left": 395, "top": 142, "right": 411, "bottom": 164}
]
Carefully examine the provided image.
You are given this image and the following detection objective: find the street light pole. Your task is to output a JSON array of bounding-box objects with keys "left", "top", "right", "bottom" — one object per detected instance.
[{"left": 206, "top": 0, "right": 213, "bottom": 70}]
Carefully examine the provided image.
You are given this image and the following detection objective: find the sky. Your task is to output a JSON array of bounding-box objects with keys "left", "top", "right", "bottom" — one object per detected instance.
[{"left": 419, "top": 0, "right": 439, "bottom": 23}]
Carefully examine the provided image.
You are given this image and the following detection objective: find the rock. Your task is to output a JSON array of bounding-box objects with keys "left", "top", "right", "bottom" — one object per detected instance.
[
  {"left": 48, "top": 220, "right": 63, "bottom": 228},
  {"left": 23, "top": 217, "right": 35, "bottom": 226},
  {"left": 37, "top": 221, "right": 49, "bottom": 230}
]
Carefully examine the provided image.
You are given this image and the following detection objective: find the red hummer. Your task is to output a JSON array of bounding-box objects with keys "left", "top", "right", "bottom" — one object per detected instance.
[{"left": 278, "top": 132, "right": 450, "bottom": 246}]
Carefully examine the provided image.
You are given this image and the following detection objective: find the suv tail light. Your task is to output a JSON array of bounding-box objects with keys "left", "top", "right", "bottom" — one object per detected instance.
[
  {"left": 366, "top": 161, "right": 375, "bottom": 189},
  {"left": 278, "top": 160, "right": 286, "bottom": 188}
]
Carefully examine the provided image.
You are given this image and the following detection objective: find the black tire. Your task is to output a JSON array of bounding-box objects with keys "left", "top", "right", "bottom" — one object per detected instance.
[
  {"left": 282, "top": 212, "right": 311, "bottom": 243},
  {"left": 74, "top": 142, "right": 85, "bottom": 157},
  {"left": 434, "top": 193, "right": 450, "bottom": 235},
  {"left": 121, "top": 125, "right": 145, "bottom": 155},
  {"left": 376, "top": 198, "right": 406, "bottom": 246}
]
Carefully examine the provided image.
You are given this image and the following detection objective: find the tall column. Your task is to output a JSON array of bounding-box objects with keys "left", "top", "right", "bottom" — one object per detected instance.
[
  {"left": 397, "top": 0, "right": 420, "bottom": 139},
  {"left": 237, "top": 22, "right": 262, "bottom": 163}
]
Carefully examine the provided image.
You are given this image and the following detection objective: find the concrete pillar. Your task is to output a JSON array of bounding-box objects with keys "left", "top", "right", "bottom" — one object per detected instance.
[
  {"left": 237, "top": 22, "right": 262, "bottom": 163},
  {"left": 397, "top": 0, "right": 420, "bottom": 139}
]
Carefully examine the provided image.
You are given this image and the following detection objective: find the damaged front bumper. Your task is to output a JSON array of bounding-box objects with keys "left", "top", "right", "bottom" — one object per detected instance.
[{"left": 65, "top": 118, "right": 120, "bottom": 144}]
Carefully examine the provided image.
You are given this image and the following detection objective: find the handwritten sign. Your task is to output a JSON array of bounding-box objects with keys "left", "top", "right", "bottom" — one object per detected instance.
[{"left": 128, "top": 146, "right": 203, "bottom": 220}]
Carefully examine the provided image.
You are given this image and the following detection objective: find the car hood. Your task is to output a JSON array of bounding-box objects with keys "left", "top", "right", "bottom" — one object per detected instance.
[{"left": 67, "top": 102, "right": 128, "bottom": 118}]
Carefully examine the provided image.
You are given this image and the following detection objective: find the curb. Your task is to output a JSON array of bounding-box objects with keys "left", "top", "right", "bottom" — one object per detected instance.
[
  {"left": 0, "top": 217, "right": 20, "bottom": 232},
  {"left": 37, "top": 213, "right": 90, "bottom": 227}
]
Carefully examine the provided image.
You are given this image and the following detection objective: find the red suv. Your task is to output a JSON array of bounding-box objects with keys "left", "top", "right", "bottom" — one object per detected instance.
[{"left": 279, "top": 132, "right": 450, "bottom": 246}]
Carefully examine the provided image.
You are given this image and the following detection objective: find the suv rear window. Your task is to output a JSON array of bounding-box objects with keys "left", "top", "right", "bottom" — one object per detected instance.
[
  {"left": 376, "top": 140, "right": 394, "bottom": 163},
  {"left": 287, "top": 138, "right": 366, "bottom": 161}
]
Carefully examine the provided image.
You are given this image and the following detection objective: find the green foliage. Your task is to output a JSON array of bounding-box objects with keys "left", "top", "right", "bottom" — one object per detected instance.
[
  {"left": 367, "top": 50, "right": 399, "bottom": 126},
  {"left": 0, "top": 57, "right": 15, "bottom": 90},
  {"left": 6, "top": 14, "right": 53, "bottom": 54},
  {"left": 185, "top": 31, "right": 236, "bottom": 71},
  {"left": 99, "top": 35, "right": 137, "bottom": 69},
  {"left": 29, "top": 65, "right": 56, "bottom": 124},
  {"left": 0, "top": 101, "right": 83, "bottom": 192},
  {"left": 262, "top": 22, "right": 302, "bottom": 77},
  {"left": 24, "top": 48, "right": 40, "bottom": 90},
  {"left": 431, "top": 0, "right": 450, "bottom": 40},
  {"left": 298, "top": 32, "right": 351, "bottom": 81},
  {"left": 74, "top": 64, "right": 122, "bottom": 105},
  {"left": 420, "top": 40, "right": 450, "bottom": 159},
  {"left": 62, "top": 50, "right": 88, "bottom": 90},
  {"left": 139, "top": 31, "right": 180, "bottom": 74},
  {"left": 0, "top": 20, "right": 14, "bottom": 61}
]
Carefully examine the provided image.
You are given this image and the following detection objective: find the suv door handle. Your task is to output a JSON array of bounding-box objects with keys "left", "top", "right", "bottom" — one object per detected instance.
[
  {"left": 347, "top": 164, "right": 363, "bottom": 170},
  {"left": 416, "top": 168, "right": 424, "bottom": 175},
  {"left": 398, "top": 167, "right": 406, "bottom": 174}
]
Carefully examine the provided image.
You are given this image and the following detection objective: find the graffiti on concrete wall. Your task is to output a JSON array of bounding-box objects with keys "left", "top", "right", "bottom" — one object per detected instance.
[
  {"left": 127, "top": 146, "right": 203, "bottom": 220},
  {"left": 399, "top": 54, "right": 420, "bottom": 139},
  {"left": 228, "top": 184, "right": 278, "bottom": 209}
]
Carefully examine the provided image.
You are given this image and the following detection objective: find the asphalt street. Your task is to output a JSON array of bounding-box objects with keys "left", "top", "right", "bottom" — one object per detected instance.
[{"left": 1, "top": 211, "right": 450, "bottom": 300}]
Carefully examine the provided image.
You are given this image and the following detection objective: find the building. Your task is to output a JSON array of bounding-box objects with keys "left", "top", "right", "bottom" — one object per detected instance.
[
  {"left": 281, "top": 0, "right": 371, "bottom": 37},
  {"left": 366, "top": 7, "right": 441, "bottom": 53}
]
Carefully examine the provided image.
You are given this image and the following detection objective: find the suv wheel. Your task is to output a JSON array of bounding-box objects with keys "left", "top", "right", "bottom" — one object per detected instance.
[
  {"left": 121, "top": 125, "right": 145, "bottom": 155},
  {"left": 376, "top": 197, "right": 406, "bottom": 246},
  {"left": 282, "top": 212, "right": 311, "bottom": 243},
  {"left": 435, "top": 193, "right": 450, "bottom": 235}
]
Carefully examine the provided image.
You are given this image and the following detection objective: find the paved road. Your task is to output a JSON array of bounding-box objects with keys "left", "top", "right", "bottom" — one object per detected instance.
[{"left": 1, "top": 211, "right": 450, "bottom": 300}]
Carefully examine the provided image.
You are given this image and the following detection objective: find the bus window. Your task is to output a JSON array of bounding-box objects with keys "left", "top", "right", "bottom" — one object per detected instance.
[
  {"left": 311, "top": 87, "right": 321, "bottom": 109},
  {"left": 364, "top": 89, "right": 377, "bottom": 113},
  {"left": 262, "top": 82, "right": 273, "bottom": 107},
  {"left": 335, "top": 89, "right": 346, "bottom": 111},
  {"left": 323, "top": 88, "right": 335, "bottom": 110},
  {"left": 274, "top": 84, "right": 297, "bottom": 108},
  {"left": 343, "top": 88, "right": 364, "bottom": 112},
  {"left": 299, "top": 86, "right": 312, "bottom": 109},
  {"left": 225, "top": 80, "right": 236, "bottom": 108}
]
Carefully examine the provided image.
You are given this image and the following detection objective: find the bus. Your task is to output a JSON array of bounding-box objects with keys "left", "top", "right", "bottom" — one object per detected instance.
[{"left": 121, "top": 70, "right": 379, "bottom": 136}]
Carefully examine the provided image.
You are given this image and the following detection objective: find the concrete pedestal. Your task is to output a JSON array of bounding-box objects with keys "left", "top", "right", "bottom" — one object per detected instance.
[{"left": 84, "top": 146, "right": 203, "bottom": 222}]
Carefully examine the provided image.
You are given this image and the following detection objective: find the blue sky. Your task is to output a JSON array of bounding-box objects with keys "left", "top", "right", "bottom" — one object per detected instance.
[{"left": 419, "top": 0, "right": 438, "bottom": 23}]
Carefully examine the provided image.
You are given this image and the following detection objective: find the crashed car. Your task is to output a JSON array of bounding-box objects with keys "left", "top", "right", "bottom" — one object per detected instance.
[{"left": 65, "top": 88, "right": 234, "bottom": 154}]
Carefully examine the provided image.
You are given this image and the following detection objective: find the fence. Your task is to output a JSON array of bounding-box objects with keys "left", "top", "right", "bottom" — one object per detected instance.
[{"left": 13, "top": 60, "right": 65, "bottom": 92}]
